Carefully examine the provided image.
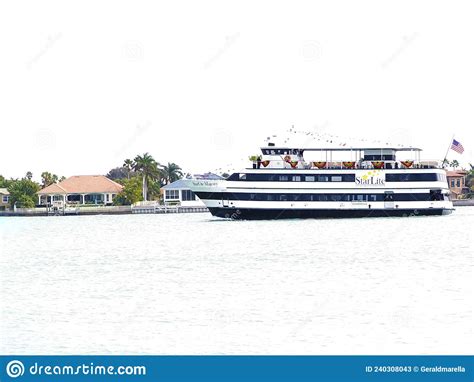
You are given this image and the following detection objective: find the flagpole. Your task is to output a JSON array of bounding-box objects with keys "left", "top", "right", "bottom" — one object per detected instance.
[{"left": 442, "top": 134, "right": 455, "bottom": 168}]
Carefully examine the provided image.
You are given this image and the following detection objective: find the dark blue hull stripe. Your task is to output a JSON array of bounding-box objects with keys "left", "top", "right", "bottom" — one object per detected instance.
[
  {"left": 208, "top": 208, "right": 450, "bottom": 220},
  {"left": 196, "top": 192, "right": 444, "bottom": 202}
]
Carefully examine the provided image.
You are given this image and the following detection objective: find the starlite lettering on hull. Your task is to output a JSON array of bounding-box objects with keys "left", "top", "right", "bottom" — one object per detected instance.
[{"left": 355, "top": 171, "right": 385, "bottom": 186}]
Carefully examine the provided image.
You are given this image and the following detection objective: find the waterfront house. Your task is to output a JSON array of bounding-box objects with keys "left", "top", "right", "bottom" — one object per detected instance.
[
  {"left": 162, "top": 179, "right": 205, "bottom": 207},
  {"left": 37, "top": 175, "right": 123, "bottom": 206},
  {"left": 446, "top": 171, "right": 468, "bottom": 199},
  {"left": 0, "top": 188, "right": 10, "bottom": 210}
]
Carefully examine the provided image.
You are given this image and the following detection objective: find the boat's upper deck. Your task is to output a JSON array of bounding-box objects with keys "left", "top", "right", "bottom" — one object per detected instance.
[{"left": 249, "top": 146, "right": 440, "bottom": 170}]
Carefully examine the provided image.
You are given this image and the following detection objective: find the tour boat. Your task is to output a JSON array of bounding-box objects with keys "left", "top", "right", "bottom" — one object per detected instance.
[{"left": 184, "top": 146, "right": 454, "bottom": 219}]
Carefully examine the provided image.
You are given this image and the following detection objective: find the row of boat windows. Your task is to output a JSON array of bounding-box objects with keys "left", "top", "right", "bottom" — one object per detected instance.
[
  {"left": 196, "top": 192, "right": 446, "bottom": 202},
  {"left": 228, "top": 173, "right": 445, "bottom": 182}
]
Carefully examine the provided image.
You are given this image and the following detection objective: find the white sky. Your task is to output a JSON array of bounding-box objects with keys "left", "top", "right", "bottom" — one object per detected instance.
[{"left": 1, "top": 0, "right": 473, "bottom": 181}]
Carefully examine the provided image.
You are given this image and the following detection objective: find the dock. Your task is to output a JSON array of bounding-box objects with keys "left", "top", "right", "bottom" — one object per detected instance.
[
  {"left": 131, "top": 204, "right": 209, "bottom": 214},
  {"left": 0, "top": 204, "right": 209, "bottom": 217},
  {"left": 452, "top": 199, "right": 474, "bottom": 207}
]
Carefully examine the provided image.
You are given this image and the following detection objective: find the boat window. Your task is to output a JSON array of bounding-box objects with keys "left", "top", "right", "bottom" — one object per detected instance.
[
  {"left": 386, "top": 173, "right": 438, "bottom": 182},
  {"left": 342, "top": 174, "right": 356, "bottom": 182},
  {"left": 429, "top": 190, "right": 443, "bottom": 201},
  {"left": 363, "top": 154, "right": 396, "bottom": 161},
  {"left": 232, "top": 173, "right": 356, "bottom": 182},
  {"left": 280, "top": 194, "right": 288, "bottom": 201}
]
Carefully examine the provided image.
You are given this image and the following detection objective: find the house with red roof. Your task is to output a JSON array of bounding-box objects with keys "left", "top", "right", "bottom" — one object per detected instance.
[{"left": 37, "top": 175, "right": 123, "bottom": 206}]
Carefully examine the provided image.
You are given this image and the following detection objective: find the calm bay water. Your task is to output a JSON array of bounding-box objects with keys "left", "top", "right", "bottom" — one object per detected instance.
[{"left": 0, "top": 208, "right": 473, "bottom": 354}]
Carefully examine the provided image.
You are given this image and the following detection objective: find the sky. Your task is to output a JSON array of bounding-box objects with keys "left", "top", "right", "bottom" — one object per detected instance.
[{"left": 1, "top": 0, "right": 473, "bottom": 181}]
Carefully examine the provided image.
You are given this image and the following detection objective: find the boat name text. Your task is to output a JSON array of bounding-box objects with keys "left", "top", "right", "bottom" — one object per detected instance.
[{"left": 355, "top": 171, "right": 385, "bottom": 186}]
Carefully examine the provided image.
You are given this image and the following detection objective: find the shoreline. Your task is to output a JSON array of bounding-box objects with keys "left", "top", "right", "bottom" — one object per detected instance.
[
  {"left": 1, "top": 202, "right": 472, "bottom": 217},
  {"left": 0, "top": 205, "right": 209, "bottom": 217},
  {"left": 452, "top": 199, "right": 474, "bottom": 207}
]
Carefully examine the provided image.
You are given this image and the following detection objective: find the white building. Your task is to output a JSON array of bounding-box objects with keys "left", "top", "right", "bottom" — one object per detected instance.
[{"left": 162, "top": 179, "right": 205, "bottom": 207}]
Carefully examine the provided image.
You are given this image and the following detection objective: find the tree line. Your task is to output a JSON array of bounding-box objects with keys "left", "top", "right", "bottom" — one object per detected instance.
[
  {"left": 0, "top": 172, "right": 66, "bottom": 208},
  {"left": 0, "top": 153, "right": 184, "bottom": 208}
]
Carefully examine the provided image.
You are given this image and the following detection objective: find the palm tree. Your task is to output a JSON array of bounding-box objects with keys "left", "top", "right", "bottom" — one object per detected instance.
[
  {"left": 450, "top": 159, "right": 460, "bottom": 170},
  {"left": 133, "top": 153, "right": 160, "bottom": 201},
  {"left": 161, "top": 162, "right": 183, "bottom": 185},
  {"left": 123, "top": 158, "right": 134, "bottom": 179},
  {"left": 442, "top": 158, "right": 450, "bottom": 168},
  {"left": 41, "top": 171, "right": 58, "bottom": 187}
]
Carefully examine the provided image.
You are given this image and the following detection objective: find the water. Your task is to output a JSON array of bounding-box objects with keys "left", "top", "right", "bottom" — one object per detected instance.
[{"left": 1, "top": 208, "right": 473, "bottom": 354}]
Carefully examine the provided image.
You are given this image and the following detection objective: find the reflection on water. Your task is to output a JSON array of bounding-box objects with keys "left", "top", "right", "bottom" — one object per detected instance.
[{"left": 0, "top": 208, "right": 473, "bottom": 354}]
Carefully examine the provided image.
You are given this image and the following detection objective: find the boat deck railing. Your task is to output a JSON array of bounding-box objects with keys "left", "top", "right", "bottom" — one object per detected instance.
[{"left": 249, "top": 159, "right": 443, "bottom": 170}]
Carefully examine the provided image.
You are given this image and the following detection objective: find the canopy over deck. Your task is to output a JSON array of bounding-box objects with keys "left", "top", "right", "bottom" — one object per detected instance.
[{"left": 262, "top": 147, "right": 422, "bottom": 152}]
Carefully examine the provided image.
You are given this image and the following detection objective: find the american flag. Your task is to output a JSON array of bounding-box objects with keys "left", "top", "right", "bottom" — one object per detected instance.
[{"left": 451, "top": 139, "right": 464, "bottom": 154}]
